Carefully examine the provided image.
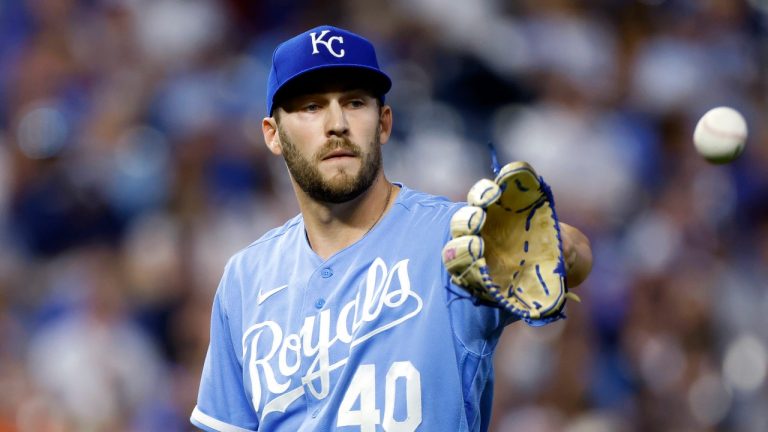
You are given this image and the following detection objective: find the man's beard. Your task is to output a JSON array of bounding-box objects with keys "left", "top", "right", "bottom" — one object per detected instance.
[{"left": 279, "top": 126, "right": 382, "bottom": 204}]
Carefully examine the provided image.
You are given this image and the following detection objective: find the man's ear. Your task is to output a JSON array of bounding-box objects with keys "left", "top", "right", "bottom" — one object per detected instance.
[
  {"left": 379, "top": 105, "right": 393, "bottom": 145},
  {"left": 262, "top": 117, "right": 282, "bottom": 155}
]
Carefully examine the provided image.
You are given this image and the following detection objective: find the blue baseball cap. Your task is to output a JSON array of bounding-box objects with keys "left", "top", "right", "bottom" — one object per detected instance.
[{"left": 266, "top": 25, "right": 392, "bottom": 115}]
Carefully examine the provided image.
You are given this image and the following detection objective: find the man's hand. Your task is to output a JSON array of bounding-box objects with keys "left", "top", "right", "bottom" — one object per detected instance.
[{"left": 560, "top": 222, "right": 593, "bottom": 288}]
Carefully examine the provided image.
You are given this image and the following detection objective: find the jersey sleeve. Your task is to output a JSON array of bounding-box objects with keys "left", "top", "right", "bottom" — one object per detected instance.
[
  {"left": 191, "top": 267, "right": 260, "bottom": 432},
  {"left": 442, "top": 204, "right": 518, "bottom": 355},
  {"left": 445, "top": 276, "right": 517, "bottom": 353}
]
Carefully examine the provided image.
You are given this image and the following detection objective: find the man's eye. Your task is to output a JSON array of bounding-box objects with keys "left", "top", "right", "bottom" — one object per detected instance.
[
  {"left": 348, "top": 100, "right": 365, "bottom": 108},
  {"left": 303, "top": 103, "right": 320, "bottom": 112}
]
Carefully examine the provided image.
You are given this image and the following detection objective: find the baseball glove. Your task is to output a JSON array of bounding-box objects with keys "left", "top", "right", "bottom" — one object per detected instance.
[{"left": 441, "top": 161, "right": 579, "bottom": 325}]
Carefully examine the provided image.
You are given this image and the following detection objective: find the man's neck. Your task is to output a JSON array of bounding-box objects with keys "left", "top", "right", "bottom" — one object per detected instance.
[{"left": 297, "top": 176, "right": 397, "bottom": 260}]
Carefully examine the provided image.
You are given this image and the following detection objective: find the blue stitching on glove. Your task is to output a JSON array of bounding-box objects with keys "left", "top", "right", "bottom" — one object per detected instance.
[
  {"left": 446, "top": 277, "right": 504, "bottom": 310},
  {"left": 487, "top": 142, "right": 502, "bottom": 176},
  {"left": 445, "top": 267, "right": 507, "bottom": 310},
  {"left": 535, "top": 264, "right": 550, "bottom": 295},
  {"left": 523, "top": 312, "right": 565, "bottom": 327},
  {"left": 468, "top": 238, "right": 477, "bottom": 260},
  {"left": 466, "top": 210, "right": 485, "bottom": 234},
  {"left": 525, "top": 199, "right": 547, "bottom": 231},
  {"left": 514, "top": 195, "right": 545, "bottom": 214},
  {"left": 511, "top": 291, "right": 532, "bottom": 309},
  {"left": 480, "top": 186, "right": 499, "bottom": 202},
  {"left": 539, "top": 176, "right": 567, "bottom": 281}
]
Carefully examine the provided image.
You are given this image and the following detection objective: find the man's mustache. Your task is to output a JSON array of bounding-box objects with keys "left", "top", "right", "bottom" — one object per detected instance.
[{"left": 316, "top": 138, "right": 361, "bottom": 160}]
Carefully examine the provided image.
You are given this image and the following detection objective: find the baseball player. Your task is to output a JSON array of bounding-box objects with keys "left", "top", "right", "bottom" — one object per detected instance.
[{"left": 191, "top": 25, "right": 592, "bottom": 432}]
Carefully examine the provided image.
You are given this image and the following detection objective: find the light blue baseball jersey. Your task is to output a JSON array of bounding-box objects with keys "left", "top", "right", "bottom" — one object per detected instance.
[{"left": 191, "top": 184, "right": 516, "bottom": 432}]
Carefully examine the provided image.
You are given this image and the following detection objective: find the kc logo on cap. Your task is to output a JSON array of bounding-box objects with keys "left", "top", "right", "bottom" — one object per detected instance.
[
  {"left": 310, "top": 30, "right": 345, "bottom": 58},
  {"left": 266, "top": 25, "right": 392, "bottom": 115}
]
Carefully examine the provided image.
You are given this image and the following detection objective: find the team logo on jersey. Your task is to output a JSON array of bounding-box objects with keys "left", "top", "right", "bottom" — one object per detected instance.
[
  {"left": 310, "top": 30, "right": 345, "bottom": 58},
  {"left": 242, "top": 257, "right": 422, "bottom": 418}
]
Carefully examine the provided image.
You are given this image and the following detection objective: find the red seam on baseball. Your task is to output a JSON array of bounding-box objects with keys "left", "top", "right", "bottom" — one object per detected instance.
[{"left": 702, "top": 116, "right": 746, "bottom": 141}]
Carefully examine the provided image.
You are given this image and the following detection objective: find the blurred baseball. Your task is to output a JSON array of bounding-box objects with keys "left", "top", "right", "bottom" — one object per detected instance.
[{"left": 693, "top": 106, "right": 748, "bottom": 164}]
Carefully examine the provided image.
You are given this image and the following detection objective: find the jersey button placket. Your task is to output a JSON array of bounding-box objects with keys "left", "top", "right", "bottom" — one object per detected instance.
[
  {"left": 302, "top": 264, "right": 335, "bottom": 415},
  {"left": 316, "top": 268, "right": 331, "bottom": 309}
]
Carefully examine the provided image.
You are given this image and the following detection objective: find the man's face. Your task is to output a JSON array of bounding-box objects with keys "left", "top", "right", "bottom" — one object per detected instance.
[{"left": 272, "top": 89, "right": 389, "bottom": 203}]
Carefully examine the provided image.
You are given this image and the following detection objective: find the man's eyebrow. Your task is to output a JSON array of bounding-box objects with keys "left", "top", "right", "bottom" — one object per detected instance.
[
  {"left": 343, "top": 89, "right": 373, "bottom": 97},
  {"left": 295, "top": 89, "right": 374, "bottom": 100},
  {"left": 283, "top": 92, "right": 327, "bottom": 104}
]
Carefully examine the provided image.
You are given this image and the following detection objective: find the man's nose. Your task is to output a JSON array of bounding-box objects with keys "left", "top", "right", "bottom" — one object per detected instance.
[{"left": 325, "top": 100, "right": 349, "bottom": 137}]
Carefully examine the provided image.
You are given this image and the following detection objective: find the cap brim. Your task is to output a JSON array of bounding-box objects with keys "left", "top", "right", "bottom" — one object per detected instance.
[{"left": 271, "top": 65, "right": 392, "bottom": 114}]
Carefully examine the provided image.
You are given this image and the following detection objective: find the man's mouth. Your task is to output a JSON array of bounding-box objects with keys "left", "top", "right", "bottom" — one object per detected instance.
[{"left": 322, "top": 149, "right": 357, "bottom": 160}]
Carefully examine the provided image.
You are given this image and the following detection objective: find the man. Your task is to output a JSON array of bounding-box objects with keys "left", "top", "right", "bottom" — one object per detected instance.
[{"left": 191, "top": 25, "right": 592, "bottom": 432}]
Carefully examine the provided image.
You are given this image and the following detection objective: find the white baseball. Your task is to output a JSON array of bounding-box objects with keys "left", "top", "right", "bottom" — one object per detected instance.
[{"left": 693, "top": 106, "right": 748, "bottom": 164}]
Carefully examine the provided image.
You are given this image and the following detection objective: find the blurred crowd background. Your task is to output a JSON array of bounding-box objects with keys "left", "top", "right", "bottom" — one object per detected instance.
[{"left": 0, "top": 0, "right": 767, "bottom": 431}]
